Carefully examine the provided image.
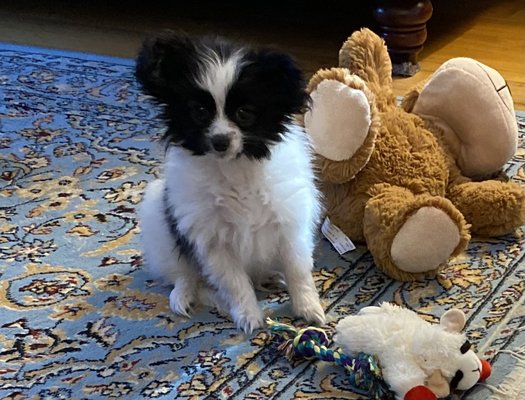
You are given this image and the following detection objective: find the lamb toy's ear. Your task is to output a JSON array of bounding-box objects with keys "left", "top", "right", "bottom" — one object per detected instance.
[{"left": 440, "top": 309, "right": 466, "bottom": 333}]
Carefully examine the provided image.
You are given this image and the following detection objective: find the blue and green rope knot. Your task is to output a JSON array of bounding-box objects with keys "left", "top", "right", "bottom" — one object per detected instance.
[{"left": 266, "top": 317, "right": 395, "bottom": 400}]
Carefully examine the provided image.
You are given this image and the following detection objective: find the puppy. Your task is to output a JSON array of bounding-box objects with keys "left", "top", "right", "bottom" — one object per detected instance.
[{"left": 136, "top": 31, "right": 325, "bottom": 333}]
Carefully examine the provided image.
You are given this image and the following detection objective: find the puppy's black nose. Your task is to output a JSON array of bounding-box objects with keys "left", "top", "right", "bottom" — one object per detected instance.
[{"left": 210, "top": 135, "right": 230, "bottom": 152}]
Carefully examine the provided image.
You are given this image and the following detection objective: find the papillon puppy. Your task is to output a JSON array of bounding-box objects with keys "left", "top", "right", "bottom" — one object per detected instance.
[{"left": 136, "top": 31, "right": 325, "bottom": 333}]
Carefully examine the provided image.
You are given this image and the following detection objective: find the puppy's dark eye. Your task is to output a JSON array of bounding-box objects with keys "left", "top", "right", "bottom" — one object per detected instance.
[
  {"left": 189, "top": 102, "right": 212, "bottom": 125},
  {"left": 235, "top": 106, "right": 256, "bottom": 128}
]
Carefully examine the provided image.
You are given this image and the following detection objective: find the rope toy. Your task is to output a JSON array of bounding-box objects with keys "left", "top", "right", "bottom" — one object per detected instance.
[{"left": 266, "top": 317, "right": 395, "bottom": 399}]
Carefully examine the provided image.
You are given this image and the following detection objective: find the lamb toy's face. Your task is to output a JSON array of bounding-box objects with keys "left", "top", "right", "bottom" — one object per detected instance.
[
  {"left": 422, "top": 309, "right": 492, "bottom": 396},
  {"left": 450, "top": 340, "right": 491, "bottom": 391}
]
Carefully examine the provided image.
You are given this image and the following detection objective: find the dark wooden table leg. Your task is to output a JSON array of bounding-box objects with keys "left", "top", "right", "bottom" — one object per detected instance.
[{"left": 373, "top": 0, "right": 433, "bottom": 76}]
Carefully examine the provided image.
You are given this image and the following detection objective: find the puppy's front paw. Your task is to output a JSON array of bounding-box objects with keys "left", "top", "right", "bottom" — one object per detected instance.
[
  {"left": 292, "top": 291, "right": 326, "bottom": 326},
  {"left": 232, "top": 306, "right": 265, "bottom": 334},
  {"left": 169, "top": 283, "right": 197, "bottom": 318}
]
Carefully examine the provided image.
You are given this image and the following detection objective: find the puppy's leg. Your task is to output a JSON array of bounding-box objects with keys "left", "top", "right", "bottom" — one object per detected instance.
[
  {"left": 201, "top": 250, "right": 264, "bottom": 334},
  {"left": 280, "top": 242, "right": 326, "bottom": 325},
  {"left": 167, "top": 255, "right": 199, "bottom": 317},
  {"left": 139, "top": 179, "right": 199, "bottom": 317}
]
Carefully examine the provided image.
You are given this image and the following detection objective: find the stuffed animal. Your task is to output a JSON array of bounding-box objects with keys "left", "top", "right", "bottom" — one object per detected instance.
[
  {"left": 302, "top": 28, "right": 525, "bottom": 281},
  {"left": 267, "top": 303, "right": 491, "bottom": 400},
  {"left": 334, "top": 303, "right": 491, "bottom": 400}
]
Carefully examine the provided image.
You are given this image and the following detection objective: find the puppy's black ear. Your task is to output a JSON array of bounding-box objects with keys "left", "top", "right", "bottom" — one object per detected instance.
[
  {"left": 253, "top": 50, "right": 309, "bottom": 114},
  {"left": 135, "top": 30, "right": 196, "bottom": 101}
]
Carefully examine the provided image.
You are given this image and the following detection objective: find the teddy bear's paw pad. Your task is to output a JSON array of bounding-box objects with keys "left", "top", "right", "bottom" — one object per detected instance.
[
  {"left": 414, "top": 58, "right": 518, "bottom": 177},
  {"left": 391, "top": 207, "right": 460, "bottom": 273},
  {"left": 304, "top": 79, "right": 371, "bottom": 161}
]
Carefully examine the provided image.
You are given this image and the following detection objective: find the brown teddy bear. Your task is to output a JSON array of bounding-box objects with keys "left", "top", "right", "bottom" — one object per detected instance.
[{"left": 303, "top": 28, "right": 525, "bottom": 281}]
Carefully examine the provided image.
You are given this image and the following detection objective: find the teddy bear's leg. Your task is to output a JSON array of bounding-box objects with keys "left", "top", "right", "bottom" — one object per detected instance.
[
  {"left": 448, "top": 180, "right": 525, "bottom": 236},
  {"left": 363, "top": 184, "right": 470, "bottom": 281},
  {"left": 403, "top": 58, "right": 518, "bottom": 178}
]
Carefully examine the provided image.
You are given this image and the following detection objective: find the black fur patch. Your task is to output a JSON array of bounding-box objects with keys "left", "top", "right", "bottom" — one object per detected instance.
[
  {"left": 225, "top": 49, "right": 308, "bottom": 159},
  {"left": 135, "top": 30, "right": 308, "bottom": 160},
  {"left": 135, "top": 31, "right": 219, "bottom": 155},
  {"left": 162, "top": 187, "right": 199, "bottom": 266}
]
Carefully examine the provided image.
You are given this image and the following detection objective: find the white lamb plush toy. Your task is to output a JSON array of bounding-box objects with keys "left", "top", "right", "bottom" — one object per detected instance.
[{"left": 334, "top": 302, "right": 491, "bottom": 400}]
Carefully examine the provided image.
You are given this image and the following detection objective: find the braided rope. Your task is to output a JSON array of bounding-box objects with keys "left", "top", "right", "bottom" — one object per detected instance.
[{"left": 267, "top": 318, "right": 394, "bottom": 400}]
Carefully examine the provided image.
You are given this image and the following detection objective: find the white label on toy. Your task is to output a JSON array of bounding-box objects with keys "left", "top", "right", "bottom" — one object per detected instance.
[{"left": 321, "top": 217, "right": 356, "bottom": 255}]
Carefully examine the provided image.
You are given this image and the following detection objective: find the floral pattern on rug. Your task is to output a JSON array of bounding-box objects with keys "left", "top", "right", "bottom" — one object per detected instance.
[{"left": 0, "top": 45, "right": 524, "bottom": 399}]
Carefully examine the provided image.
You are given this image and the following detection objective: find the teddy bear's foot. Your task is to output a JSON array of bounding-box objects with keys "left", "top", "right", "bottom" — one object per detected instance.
[
  {"left": 406, "top": 58, "right": 518, "bottom": 178},
  {"left": 364, "top": 184, "right": 470, "bottom": 281},
  {"left": 391, "top": 207, "right": 462, "bottom": 274},
  {"left": 390, "top": 207, "right": 460, "bottom": 273}
]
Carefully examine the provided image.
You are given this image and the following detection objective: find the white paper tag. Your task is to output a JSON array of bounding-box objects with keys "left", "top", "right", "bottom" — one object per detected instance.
[{"left": 321, "top": 217, "right": 356, "bottom": 255}]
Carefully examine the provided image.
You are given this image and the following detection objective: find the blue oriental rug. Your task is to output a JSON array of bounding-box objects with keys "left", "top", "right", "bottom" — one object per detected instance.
[{"left": 0, "top": 43, "right": 524, "bottom": 400}]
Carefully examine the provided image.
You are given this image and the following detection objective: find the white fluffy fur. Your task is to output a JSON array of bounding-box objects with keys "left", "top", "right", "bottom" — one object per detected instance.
[
  {"left": 334, "top": 302, "right": 485, "bottom": 399},
  {"left": 195, "top": 48, "right": 244, "bottom": 110},
  {"left": 139, "top": 125, "right": 326, "bottom": 333}
]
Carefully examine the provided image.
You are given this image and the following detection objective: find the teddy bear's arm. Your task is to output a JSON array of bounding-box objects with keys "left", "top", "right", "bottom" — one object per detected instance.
[
  {"left": 338, "top": 28, "right": 397, "bottom": 111},
  {"left": 303, "top": 68, "right": 379, "bottom": 184}
]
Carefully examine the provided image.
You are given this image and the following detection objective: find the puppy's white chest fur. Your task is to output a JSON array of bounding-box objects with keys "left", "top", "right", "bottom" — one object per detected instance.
[
  {"left": 139, "top": 125, "right": 325, "bottom": 332},
  {"left": 195, "top": 161, "right": 279, "bottom": 264},
  {"left": 164, "top": 127, "right": 319, "bottom": 267}
]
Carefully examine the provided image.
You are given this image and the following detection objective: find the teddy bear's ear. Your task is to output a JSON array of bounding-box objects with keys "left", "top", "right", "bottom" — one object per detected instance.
[{"left": 440, "top": 309, "right": 466, "bottom": 333}]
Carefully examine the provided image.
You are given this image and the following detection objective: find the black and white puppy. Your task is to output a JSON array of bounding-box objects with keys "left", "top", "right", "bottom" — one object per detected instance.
[{"left": 136, "top": 31, "right": 325, "bottom": 333}]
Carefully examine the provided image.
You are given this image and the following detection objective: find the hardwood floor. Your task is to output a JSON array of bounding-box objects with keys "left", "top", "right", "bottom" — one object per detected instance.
[
  {"left": 396, "top": 0, "right": 525, "bottom": 110},
  {"left": 0, "top": 0, "right": 523, "bottom": 109}
]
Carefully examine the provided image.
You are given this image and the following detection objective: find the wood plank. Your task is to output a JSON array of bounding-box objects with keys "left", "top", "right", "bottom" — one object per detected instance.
[
  {"left": 393, "top": 0, "right": 525, "bottom": 110},
  {"left": 0, "top": 0, "right": 523, "bottom": 109}
]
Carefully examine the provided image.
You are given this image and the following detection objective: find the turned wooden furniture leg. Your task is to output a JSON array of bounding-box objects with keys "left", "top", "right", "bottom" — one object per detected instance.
[{"left": 373, "top": 0, "right": 433, "bottom": 76}]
